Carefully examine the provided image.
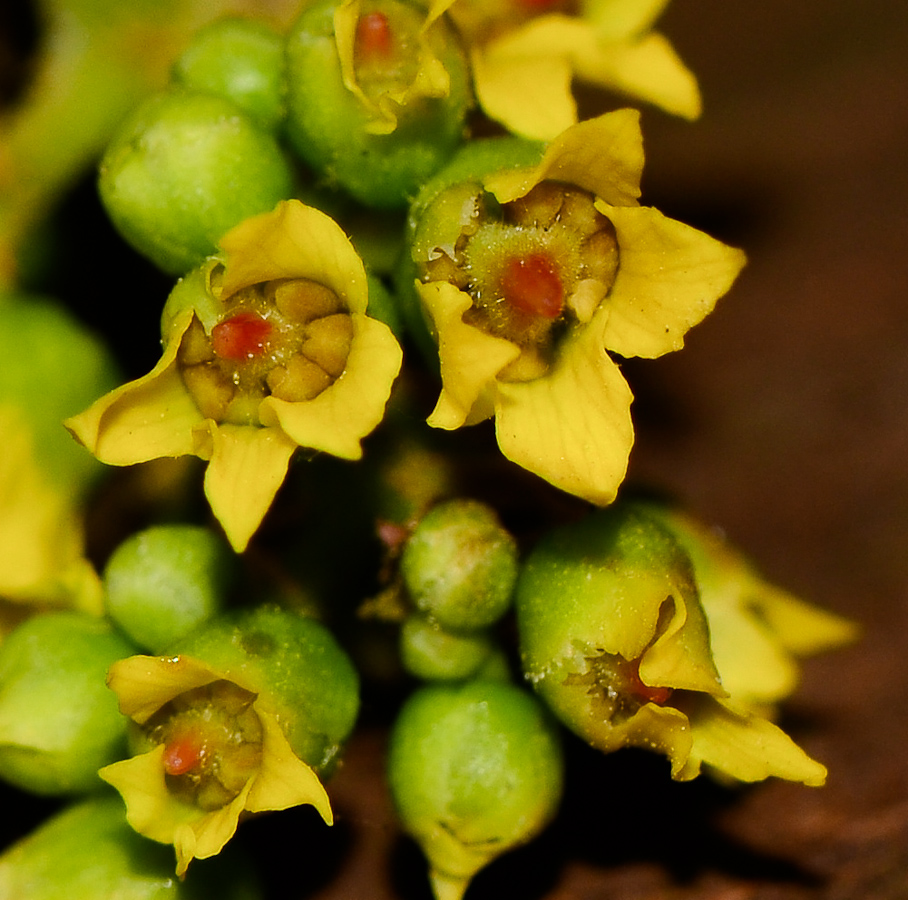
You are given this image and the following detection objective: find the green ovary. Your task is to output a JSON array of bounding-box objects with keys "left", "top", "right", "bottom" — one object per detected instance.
[{"left": 178, "top": 272, "right": 354, "bottom": 425}]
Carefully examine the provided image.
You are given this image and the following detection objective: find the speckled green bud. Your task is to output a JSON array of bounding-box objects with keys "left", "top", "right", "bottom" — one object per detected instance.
[
  {"left": 103, "top": 524, "right": 235, "bottom": 654},
  {"left": 98, "top": 90, "right": 294, "bottom": 275},
  {"left": 388, "top": 679, "right": 563, "bottom": 900},
  {"left": 0, "top": 795, "right": 262, "bottom": 900},
  {"left": 400, "top": 499, "right": 518, "bottom": 631},
  {"left": 172, "top": 17, "right": 286, "bottom": 130},
  {"left": 399, "top": 613, "right": 496, "bottom": 682},
  {"left": 0, "top": 612, "right": 136, "bottom": 795}
]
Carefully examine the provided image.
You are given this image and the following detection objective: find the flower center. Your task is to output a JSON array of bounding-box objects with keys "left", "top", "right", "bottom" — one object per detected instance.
[
  {"left": 178, "top": 274, "right": 354, "bottom": 426},
  {"left": 144, "top": 680, "right": 264, "bottom": 812},
  {"left": 420, "top": 180, "right": 619, "bottom": 378},
  {"left": 352, "top": 0, "right": 422, "bottom": 99},
  {"left": 564, "top": 652, "right": 674, "bottom": 724}
]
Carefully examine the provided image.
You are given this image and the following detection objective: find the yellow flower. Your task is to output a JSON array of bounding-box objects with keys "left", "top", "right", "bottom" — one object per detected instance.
[
  {"left": 633, "top": 501, "right": 860, "bottom": 716},
  {"left": 99, "top": 654, "right": 332, "bottom": 877},
  {"left": 66, "top": 200, "right": 403, "bottom": 552},
  {"left": 334, "top": 0, "right": 458, "bottom": 134},
  {"left": 410, "top": 110, "right": 745, "bottom": 505},
  {"left": 517, "top": 505, "right": 831, "bottom": 786},
  {"left": 446, "top": 0, "right": 700, "bottom": 139}
]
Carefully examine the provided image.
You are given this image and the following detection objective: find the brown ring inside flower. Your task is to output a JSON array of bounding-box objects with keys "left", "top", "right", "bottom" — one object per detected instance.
[{"left": 178, "top": 274, "right": 354, "bottom": 426}]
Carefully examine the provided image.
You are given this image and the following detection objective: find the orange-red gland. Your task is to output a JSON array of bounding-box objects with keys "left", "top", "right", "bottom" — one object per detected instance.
[
  {"left": 625, "top": 659, "right": 674, "bottom": 706},
  {"left": 211, "top": 311, "right": 272, "bottom": 360},
  {"left": 500, "top": 253, "right": 564, "bottom": 319},
  {"left": 163, "top": 731, "right": 205, "bottom": 776},
  {"left": 356, "top": 11, "right": 394, "bottom": 59}
]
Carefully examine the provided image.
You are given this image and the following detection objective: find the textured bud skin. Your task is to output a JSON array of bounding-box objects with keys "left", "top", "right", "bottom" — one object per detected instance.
[
  {"left": 99, "top": 90, "right": 294, "bottom": 275},
  {"left": 388, "top": 679, "right": 563, "bottom": 899},
  {"left": 0, "top": 612, "right": 136, "bottom": 795},
  {"left": 0, "top": 795, "right": 262, "bottom": 900},
  {"left": 103, "top": 524, "right": 235, "bottom": 653},
  {"left": 399, "top": 613, "right": 496, "bottom": 681},
  {"left": 400, "top": 499, "right": 518, "bottom": 630}
]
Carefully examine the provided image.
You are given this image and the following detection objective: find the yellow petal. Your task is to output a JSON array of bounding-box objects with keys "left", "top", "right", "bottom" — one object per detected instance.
[
  {"left": 260, "top": 315, "right": 402, "bottom": 460},
  {"left": 218, "top": 201, "right": 370, "bottom": 316},
  {"left": 585, "top": 0, "right": 671, "bottom": 42},
  {"left": 246, "top": 707, "right": 333, "bottom": 824},
  {"left": 574, "top": 31, "right": 701, "bottom": 120},
  {"left": 600, "top": 204, "right": 747, "bottom": 359},
  {"left": 470, "top": 41, "right": 577, "bottom": 142},
  {"left": 195, "top": 422, "right": 298, "bottom": 552},
  {"left": 687, "top": 696, "right": 828, "bottom": 786},
  {"left": 106, "top": 654, "right": 231, "bottom": 723},
  {"left": 64, "top": 309, "right": 201, "bottom": 465},
  {"left": 493, "top": 314, "right": 633, "bottom": 506},
  {"left": 484, "top": 109, "right": 644, "bottom": 208},
  {"left": 420, "top": 281, "right": 521, "bottom": 430}
]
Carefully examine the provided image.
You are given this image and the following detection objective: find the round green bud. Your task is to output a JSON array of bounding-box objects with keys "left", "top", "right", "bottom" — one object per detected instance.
[
  {"left": 98, "top": 89, "right": 294, "bottom": 275},
  {"left": 0, "top": 294, "right": 119, "bottom": 495},
  {"left": 400, "top": 499, "right": 518, "bottom": 631},
  {"left": 399, "top": 613, "right": 496, "bottom": 682},
  {"left": 388, "top": 679, "right": 563, "bottom": 900},
  {"left": 171, "top": 17, "right": 286, "bottom": 130},
  {"left": 0, "top": 795, "right": 262, "bottom": 900},
  {"left": 0, "top": 612, "right": 136, "bottom": 795},
  {"left": 284, "top": 0, "right": 472, "bottom": 208},
  {"left": 103, "top": 524, "right": 235, "bottom": 653},
  {"left": 169, "top": 605, "right": 359, "bottom": 775}
]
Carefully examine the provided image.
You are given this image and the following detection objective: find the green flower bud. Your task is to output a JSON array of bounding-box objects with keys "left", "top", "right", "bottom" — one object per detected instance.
[
  {"left": 399, "top": 613, "right": 496, "bottom": 681},
  {"left": 0, "top": 294, "right": 119, "bottom": 496},
  {"left": 0, "top": 795, "right": 262, "bottom": 900},
  {"left": 284, "top": 0, "right": 472, "bottom": 208},
  {"left": 171, "top": 17, "right": 286, "bottom": 130},
  {"left": 516, "top": 505, "right": 830, "bottom": 786},
  {"left": 103, "top": 524, "right": 236, "bottom": 653},
  {"left": 400, "top": 499, "right": 518, "bottom": 631},
  {"left": 98, "top": 89, "right": 294, "bottom": 275},
  {"left": 0, "top": 612, "right": 136, "bottom": 795},
  {"left": 388, "top": 679, "right": 563, "bottom": 900}
]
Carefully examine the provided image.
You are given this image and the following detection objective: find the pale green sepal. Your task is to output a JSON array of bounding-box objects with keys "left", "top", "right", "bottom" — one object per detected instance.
[{"left": 601, "top": 204, "right": 747, "bottom": 359}]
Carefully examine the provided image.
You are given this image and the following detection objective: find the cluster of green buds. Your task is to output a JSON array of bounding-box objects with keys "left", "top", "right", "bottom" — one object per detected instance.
[{"left": 0, "top": 2, "right": 860, "bottom": 899}]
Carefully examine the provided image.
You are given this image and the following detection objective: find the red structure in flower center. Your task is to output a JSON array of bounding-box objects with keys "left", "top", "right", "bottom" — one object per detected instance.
[
  {"left": 501, "top": 252, "right": 564, "bottom": 318},
  {"left": 163, "top": 731, "right": 205, "bottom": 776},
  {"left": 356, "top": 11, "right": 394, "bottom": 60},
  {"left": 211, "top": 312, "right": 272, "bottom": 360}
]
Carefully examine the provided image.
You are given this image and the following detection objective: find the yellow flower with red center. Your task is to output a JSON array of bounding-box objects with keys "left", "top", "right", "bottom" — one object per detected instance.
[
  {"left": 66, "top": 200, "right": 403, "bottom": 552},
  {"left": 445, "top": 0, "right": 701, "bottom": 139},
  {"left": 407, "top": 110, "right": 745, "bottom": 506}
]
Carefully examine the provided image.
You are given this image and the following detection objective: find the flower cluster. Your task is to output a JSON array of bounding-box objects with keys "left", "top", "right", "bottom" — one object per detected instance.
[{"left": 0, "top": 2, "right": 859, "bottom": 899}]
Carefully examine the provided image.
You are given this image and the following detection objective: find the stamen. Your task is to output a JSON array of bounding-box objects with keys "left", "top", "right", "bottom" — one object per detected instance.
[
  {"left": 500, "top": 253, "right": 564, "bottom": 319},
  {"left": 163, "top": 731, "right": 205, "bottom": 776},
  {"left": 355, "top": 11, "right": 393, "bottom": 60},
  {"left": 211, "top": 312, "right": 272, "bottom": 360}
]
